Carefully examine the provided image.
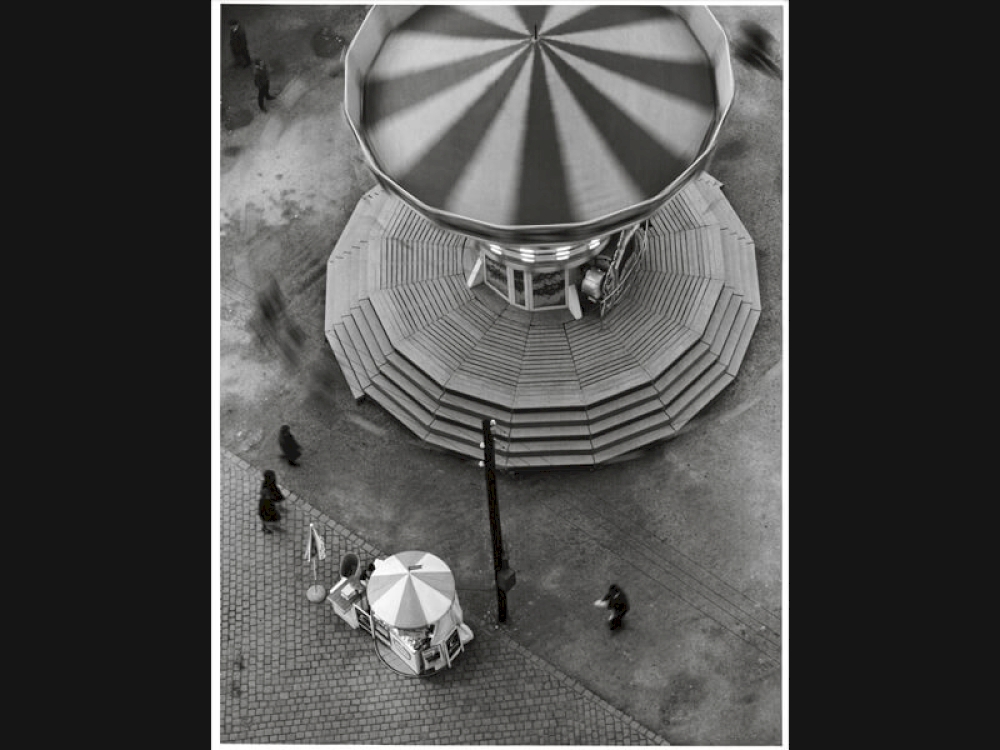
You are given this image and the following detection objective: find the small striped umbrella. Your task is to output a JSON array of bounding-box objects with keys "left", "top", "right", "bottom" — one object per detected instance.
[{"left": 366, "top": 551, "right": 457, "bottom": 629}]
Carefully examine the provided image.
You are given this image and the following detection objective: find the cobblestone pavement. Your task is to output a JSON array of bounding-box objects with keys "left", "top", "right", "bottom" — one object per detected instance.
[{"left": 219, "top": 447, "right": 669, "bottom": 745}]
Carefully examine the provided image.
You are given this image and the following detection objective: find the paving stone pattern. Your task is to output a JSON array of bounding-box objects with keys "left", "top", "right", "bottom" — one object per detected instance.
[{"left": 220, "top": 448, "right": 669, "bottom": 745}]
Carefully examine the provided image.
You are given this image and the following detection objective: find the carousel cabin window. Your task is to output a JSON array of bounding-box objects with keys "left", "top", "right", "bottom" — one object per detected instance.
[
  {"left": 512, "top": 269, "right": 526, "bottom": 306},
  {"left": 531, "top": 270, "right": 566, "bottom": 309},
  {"left": 484, "top": 253, "right": 506, "bottom": 295}
]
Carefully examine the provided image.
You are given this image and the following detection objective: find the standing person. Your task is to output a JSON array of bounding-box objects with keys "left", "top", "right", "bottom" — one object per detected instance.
[
  {"left": 229, "top": 20, "right": 252, "bottom": 68},
  {"left": 593, "top": 583, "right": 630, "bottom": 631},
  {"left": 278, "top": 424, "right": 302, "bottom": 467},
  {"left": 254, "top": 58, "right": 277, "bottom": 112},
  {"left": 258, "top": 469, "right": 285, "bottom": 533}
]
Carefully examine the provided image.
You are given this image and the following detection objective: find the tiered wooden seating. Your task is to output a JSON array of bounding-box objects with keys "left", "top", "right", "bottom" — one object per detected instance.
[{"left": 324, "top": 172, "right": 762, "bottom": 468}]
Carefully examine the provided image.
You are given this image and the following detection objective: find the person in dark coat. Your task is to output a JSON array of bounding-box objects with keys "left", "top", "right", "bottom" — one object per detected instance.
[
  {"left": 258, "top": 469, "right": 285, "bottom": 533},
  {"left": 593, "top": 583, "right": 630, "bottom": 631},
  {"left": 254, "top": 58, "right": 277, "bottom": 112},
  {"left": 229, "top": 20, "right": 252, "bottom": 68},
  {"left": 278, "top": 424, "right": 302, "bottom": 466}
]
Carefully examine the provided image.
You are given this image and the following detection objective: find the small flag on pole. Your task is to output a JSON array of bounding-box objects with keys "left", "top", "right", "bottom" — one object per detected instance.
[
  {"left": 304, "top": 524, "right": 316, "bottom": 563},
  {"left": 311, "top": 524, "right": 327, "bottom": 561}
]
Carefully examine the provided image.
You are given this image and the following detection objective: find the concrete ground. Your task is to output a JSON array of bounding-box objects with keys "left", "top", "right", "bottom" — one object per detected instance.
[{"left": 217, "top": 3, "right": 784, "bottom": 746}]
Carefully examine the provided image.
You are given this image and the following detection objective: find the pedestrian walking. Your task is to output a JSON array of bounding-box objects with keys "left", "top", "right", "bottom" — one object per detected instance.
[
  {"left": 258, "top": 469, "right": 285, "bottom": 533},
  {"left": 593, "top": 583, "right": 630, "bottom": 631},
  {"left": 229, "top": 19, "right": 252, "bottom": 68},
  {"left": 254, "top": 58, "right": 277, "bottom": 112},
  {"left": 278, "top": 424, "right": 302, "bottom": 466}
]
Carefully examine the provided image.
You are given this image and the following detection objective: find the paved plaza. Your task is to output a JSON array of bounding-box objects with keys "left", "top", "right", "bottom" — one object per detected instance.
[
  {"left": 219, "top": 447, "right": 669, "bottom": 745},
  {"left": 217, "top": 3, "right": 784, "bottom": 745}
]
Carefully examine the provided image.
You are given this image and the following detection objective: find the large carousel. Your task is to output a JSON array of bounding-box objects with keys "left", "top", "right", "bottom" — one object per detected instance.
[{"left": 326, "top": 5, "right": 761, "bottom": 469}]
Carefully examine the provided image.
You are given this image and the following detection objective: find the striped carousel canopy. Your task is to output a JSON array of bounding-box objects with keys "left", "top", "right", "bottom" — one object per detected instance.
[
  {"left": 366, "top": 551, "right": 456, "bottom": 629},
  {"left": 344, "top": 5, "right": 734, "bottom": 245}
]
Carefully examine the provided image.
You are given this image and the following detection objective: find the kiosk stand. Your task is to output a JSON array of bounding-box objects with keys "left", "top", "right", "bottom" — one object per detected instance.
[{"left": 327, "top": 550, "right": 474, "bottom": 675}]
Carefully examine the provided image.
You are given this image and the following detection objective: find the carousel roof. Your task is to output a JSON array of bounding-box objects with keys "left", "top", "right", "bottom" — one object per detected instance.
[
  {"left": 344, "top": 5, "right": 734, "bottom": 245},
  {"left": 366, "top": 551, "right": 456, "bottom": 629}
]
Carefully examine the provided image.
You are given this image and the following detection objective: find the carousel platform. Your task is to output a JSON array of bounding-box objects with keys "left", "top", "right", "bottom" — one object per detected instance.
[{"left": 325, "top": 172, "right": 760, "bottom": 469}]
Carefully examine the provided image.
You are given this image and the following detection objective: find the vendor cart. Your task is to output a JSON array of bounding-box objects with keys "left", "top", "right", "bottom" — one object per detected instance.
[{"left": 327, "top": 550, "right": 473, "bottom": 675}]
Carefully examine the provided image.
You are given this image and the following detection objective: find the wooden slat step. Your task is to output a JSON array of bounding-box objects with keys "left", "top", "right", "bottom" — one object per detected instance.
[
  {"left": 502, "top": 437, "right": 595, "bottom": 457},
  {"left": 382, "top": 351, "right": 443, "bottom": 400},
  {"left": 378, "top": 363, "right": 443, "bottom": 417},
  {"left": 726, "top": 307, "right": 761, "bottom": 376},
  {"left": 665, "top": 362, "right": 730, "bottom": 421},
  {"left": 432, "top": 402, "right": 498, "bottom": 432},
  {"left": 326, "top": 239, "right": 364, "bottom": 323},
  {"left": 438, "top": 390, "right": 513, "bottom": 425},
  {"left": 325, "top": 327, "right": 365, "bottom": 401},
  {"left": 445, "top": 370, "right": 517, "bottom": 409},
  {"left": 579, "top": 367, "right": 653, "bottom": 404},
  {"left": 425, "top": 416, "right": 481, "bottom": 446},
  {"left": 341, "top": 313, "right": 380, "bottom": 381},
  {"left": 507, "top": 422, "right": 592, "bottom": 440},
  {"left": 512, "top": 389, "right": 586, "bottom": 410},
  {"left": 423, "top": 430, "right": 482, "bottom": 460},
  {"left": 656, "top": 342, "right": 714, "bottom": 404},
  {"left": 589, "top": 396, "right": 668, "bottom": 437},
  {"left": 331, "top": 321, "right": 372, "bottom": 391},
  {"left": 718, "top": 300, "right": 753, "bottom": 369},
  {"left": 350, "top": 306, "right": 387, "bottom": 367},
  {"left": 587, "top": 384, "right": 661, "bottom": 421},
  {"left": 670, "top": 370, "right": 735, "bottom": 430},
  {"left": 734, "top": 232, "right": 762, "bottom": 310},
  {"left": 708, "top": 293, "right": 743, "bottom": 356},
  {"left": 590, "top": 410, "right": 675, "bottom": 451},
  {"left": 510, "top": 408, "right": 590, "bottom": 427},
  {"left": 358, "top": 299, "right": 394, "bottom": 359},
  {"left": 396, "top": 337, "right": 457, "bottom": 387},
  {"left": 500, "top": 454, "right": 597, "bottom": 470},
  {"left": 702, "top": 287, "right": 734, "bottom": 346},
  {"left": 367, "top": 374, "right": 431, "bottom": 440},
  {"left": 593, "top": 422, "right": 677, "bottom": 465}
]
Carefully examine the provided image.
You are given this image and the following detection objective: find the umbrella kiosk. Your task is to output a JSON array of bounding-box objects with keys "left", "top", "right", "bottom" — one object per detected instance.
[{"left": 357, "top": 551, "right": 474, "bottom": 675}]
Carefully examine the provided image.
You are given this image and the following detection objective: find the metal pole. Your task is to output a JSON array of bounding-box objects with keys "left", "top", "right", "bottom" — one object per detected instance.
[{"left": 481, "top": 418, "right": 507, "bottom": 623}]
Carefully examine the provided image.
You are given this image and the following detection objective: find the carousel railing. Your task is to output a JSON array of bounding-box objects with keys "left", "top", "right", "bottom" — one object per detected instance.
[{"left": 599, "top": 219, "right": 650, "bottom": 319}]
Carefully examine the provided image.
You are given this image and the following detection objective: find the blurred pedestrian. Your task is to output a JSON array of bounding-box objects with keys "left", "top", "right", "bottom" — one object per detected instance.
[
  {"left": 258, "top": 469, "right": 285, "bottom": 533},
  {"left": 733, "top": 20, "right": 781, "bottom": 79},
  {"left": 229, "top": 19, "right": 252, "bottom": 68},
  {"left": 593, "top": 583, "right": 630, "bottom": 631},
  {"left": 278, "top": 424, "right": 302, "bottom": 466},
  {"left": 254, "top": 58, "right": 277, "bottom": 112}
]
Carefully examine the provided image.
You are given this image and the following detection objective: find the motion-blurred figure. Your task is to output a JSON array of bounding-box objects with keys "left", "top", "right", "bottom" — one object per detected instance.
[
  {"left": 251, "top": 277, "right": 304, "bottom": 367},
  {"left": 733, "top": 20, "right": 781, "bottom": 79},
  {"left": 278, "top": 424, "right": 302, "bottom": 466},
  {"left": 229, "top": 19, "right": 252, "bottom": 68}
]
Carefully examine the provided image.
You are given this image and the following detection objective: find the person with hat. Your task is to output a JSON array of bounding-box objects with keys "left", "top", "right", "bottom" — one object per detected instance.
[
  {"left": 254, "top": 58, "right": 277, "bottom": 113},
  {"left": 229, "top": 19, "right": 252, "bottom": 68},
  {"left": 258, "top": 469, "right": 285, "bottom": 534},
  {"left": 593, "top": 583, "right": 630, "bottom": 631}
]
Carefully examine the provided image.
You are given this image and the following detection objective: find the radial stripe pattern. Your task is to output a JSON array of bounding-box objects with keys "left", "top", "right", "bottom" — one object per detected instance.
[
  {"left": 360, "top": 5, "right": 717, "bottom": 229},
  {"left": 366, "top": 550, "right": 456, "bottom": 629}
]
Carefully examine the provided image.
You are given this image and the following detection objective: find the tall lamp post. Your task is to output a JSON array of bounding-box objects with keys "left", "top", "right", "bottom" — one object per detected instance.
[{"left": 480, "top": 418, "right": 516, "bottom": 623}]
